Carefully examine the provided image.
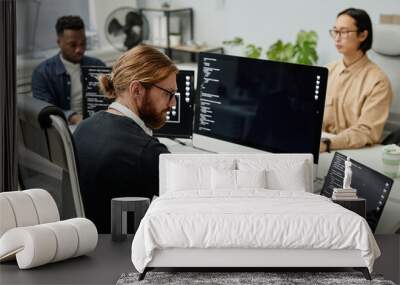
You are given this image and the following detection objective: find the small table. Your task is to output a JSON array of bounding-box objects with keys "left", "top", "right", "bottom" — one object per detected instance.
[
  {"left": 332, "top": 198, "right": 366, "bottom": 218},
  {"left": 111, "top": 197, "right": 150, "bottom": 242}
]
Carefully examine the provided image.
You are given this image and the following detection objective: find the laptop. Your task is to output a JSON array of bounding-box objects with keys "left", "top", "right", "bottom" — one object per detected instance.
[{"left": 321, "top": 152, "right": 393, "bottom": 232}]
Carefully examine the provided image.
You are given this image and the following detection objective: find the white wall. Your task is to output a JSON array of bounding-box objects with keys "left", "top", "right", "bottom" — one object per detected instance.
[
  {"left": 89, "top": 0, "right": 139, "bottom": 49},
  {"left": 16, "top": 0, "right": 90, "bottom": 54},
  {"left": 142, "top": 0, "right": 400, "bottom": 123},
  {"left": 16, "top": 0, "right": 139, "bottom": 85},
  {"left": 17, "top": 0, "right": 399, "bottom": 120},
  {"left": 142, "top": 0, "right": 399, "bottom": 63}
]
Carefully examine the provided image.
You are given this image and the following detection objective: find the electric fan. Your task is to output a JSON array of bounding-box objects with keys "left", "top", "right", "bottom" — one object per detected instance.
[{"left": 105, "top": 7, "right": 149, "bottom": 51}]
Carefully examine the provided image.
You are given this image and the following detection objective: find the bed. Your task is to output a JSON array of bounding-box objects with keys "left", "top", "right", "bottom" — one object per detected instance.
[{"left": 131, "top": 154, "right": 380, "bottom": 280}]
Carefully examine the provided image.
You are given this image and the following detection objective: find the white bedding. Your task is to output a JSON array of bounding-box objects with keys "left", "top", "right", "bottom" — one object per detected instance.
[{"left": 131, "top": 190, "right": 380, "bottom": 273}]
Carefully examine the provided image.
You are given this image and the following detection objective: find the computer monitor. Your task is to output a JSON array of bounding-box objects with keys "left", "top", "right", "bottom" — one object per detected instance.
[
  {"left": 321, "top": 152, "right": 393, "bottom": 232},
  {"left": 153, "top": 70, "right": 195, "bottom": 139},
  {"left": 82, "top": 66, "right": 113, "bottom": 118},
  {"left": 82, "top": 67, "right": 195, "bottom": 139},
  {"left": 193, "top": 53, "right": 328, "bottom": 164}
]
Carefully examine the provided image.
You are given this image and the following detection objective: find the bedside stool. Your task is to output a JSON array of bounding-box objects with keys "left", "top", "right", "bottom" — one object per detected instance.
[
  {"left": 111, "top": 197, "right": 150, "bottom": 242},
  {"left": 332, "top": 198, "right": 366, "bottom": 218}
]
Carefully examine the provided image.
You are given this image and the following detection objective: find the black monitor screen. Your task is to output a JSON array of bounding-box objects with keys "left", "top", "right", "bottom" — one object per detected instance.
[
  {"left": 82, "top": 66, "right": 113, "bottom": 118},
  {"left": 154, "top": 70, "right": 195, "bottom": 138},
  {"left": 194, "top": 53, "right": 328, "bottom": 163},
  {"left": 83, "top": 67, "right": 195, "bottom": 139},
  {"left": 321, "top": 152, "right": 393, "bottom": 232}
]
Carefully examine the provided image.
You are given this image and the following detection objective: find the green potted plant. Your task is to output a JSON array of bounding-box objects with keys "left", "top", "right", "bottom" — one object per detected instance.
[
  {"left": 222, "top": 30, "right": 319, "bottom": 65},
  {"left": 223, "top": 37, "right": 263, "bottom": 59},
  {"left": 267, "top": 30, "right": 318, "bottom": 65}
]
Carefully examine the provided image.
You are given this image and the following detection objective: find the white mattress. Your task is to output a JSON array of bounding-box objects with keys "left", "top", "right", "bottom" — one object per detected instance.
[{"left": 131, "top": 190, "right": 380, "bottom": 273}]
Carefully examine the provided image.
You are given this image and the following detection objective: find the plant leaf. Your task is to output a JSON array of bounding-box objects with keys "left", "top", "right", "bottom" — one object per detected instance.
[
  {"left": 222, "top": 37, "right": 244, "bottom": 46},
  {"left": 245, "top": 44, "right": 262, "bottom": 59}
]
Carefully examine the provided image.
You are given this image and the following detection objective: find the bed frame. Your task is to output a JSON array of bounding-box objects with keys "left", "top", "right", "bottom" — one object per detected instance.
[
  {"left": 137, "top": 154, "right": 372, "bottom": 281},
  {"left": 139, "top": 248, "right": 371, "bottom": 280}
]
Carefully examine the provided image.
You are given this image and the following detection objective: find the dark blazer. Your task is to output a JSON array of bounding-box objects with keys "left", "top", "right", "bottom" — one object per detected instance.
[{"left": 32, "top": 53, "right": 105, "bottom": 119}]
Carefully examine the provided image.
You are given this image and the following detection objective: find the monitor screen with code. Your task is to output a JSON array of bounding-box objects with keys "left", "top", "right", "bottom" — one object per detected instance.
[
  {"left": 194, "top": 53, "right": 328, "bottom": 163},
  {"left": 82, "top": 67, "right": 195, "bottom": 139},
  {"left": 82, "top": 66, "right": 113, "bottom": 118}
]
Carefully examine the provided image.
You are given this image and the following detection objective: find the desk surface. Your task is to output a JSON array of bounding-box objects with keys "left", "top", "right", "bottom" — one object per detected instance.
[
  {"left": 0, "top": 235, "right": 133, "bottom": 285},
  {"left": 158, "top": 137, "right": 209, "bottom": 153}
]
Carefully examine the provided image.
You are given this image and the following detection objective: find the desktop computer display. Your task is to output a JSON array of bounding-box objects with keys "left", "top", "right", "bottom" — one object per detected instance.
[
  {"left": 82, "top": 66, "right": 113, "bottom": 118},
  {"left": 153, "top": 70, "right": 195, "bottom": 139},
  {"left": 82, "top": 67, "right": 195, "bottom": 139},
  {"left": 193, "top": 53, "right": 328, "bottom": 163}
]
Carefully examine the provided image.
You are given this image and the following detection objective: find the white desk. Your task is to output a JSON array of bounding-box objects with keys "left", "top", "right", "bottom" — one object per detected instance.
[{"left": 159, "top": 137, "right": 210, "bottom": 154}]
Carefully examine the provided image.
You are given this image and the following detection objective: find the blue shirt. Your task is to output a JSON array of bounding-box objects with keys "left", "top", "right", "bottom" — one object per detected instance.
[{"left": 32, "top": 53, "right": 105, "bottom": 119}]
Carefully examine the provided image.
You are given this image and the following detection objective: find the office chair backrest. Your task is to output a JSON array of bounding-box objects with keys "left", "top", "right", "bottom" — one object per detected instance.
[{"left": 17, "top": 95, "right": 85, "bottom": 219}]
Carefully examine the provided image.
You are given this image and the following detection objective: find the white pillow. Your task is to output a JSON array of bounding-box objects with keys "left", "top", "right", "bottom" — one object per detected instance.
[
  {"left": 211, "top": 168, "right": 236, "bottom": 190},
  {"left": 236, "top": 169, "right": 267, "bottom": 189},
  {"left": 165, "top": 159, "right": 236, "bottom": 192},
  {"left": 266, "top": 167, "right": 306, "bottom": 191},
  {"left": 166, "top": 162, "right": 211, "bottom": 191},
  {"left": 211, "top": 169, "right": 268, "bottom": 190},
  {"left": 238, "top": 159, "right": 307, "bottom": 191}
]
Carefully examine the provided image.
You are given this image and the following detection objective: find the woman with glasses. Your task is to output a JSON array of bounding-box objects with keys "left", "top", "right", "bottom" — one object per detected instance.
[
  {"left": 73, "top": 45, "right": 178, "bottom": 233},
  {"left": 320, "top": 8, "right": 393, "bottom": 153}
]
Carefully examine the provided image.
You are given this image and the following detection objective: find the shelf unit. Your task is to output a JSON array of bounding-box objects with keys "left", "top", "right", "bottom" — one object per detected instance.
[{"left": 140, "top": 7, "right": 223, "bottom": 61}]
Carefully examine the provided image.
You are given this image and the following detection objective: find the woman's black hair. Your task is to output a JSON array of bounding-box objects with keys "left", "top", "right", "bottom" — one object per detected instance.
[{"left": 337, "top": 8, "right": 373, "bottom": 53}]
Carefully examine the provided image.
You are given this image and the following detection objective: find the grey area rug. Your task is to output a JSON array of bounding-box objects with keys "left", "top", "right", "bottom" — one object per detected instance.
[{"left": 116, "top": 271, "right": 396, "bottom": 285}]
